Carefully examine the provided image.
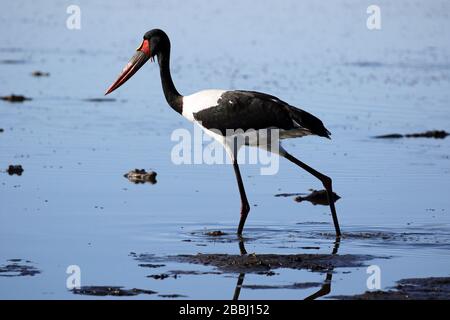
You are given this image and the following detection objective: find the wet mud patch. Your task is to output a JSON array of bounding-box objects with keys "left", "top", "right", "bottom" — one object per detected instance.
[
  {"left": 296, "top": 222, "right": 330, "bottom": 225},
  {"left": 147, "top": 273, "right": 173, "bottom": 280},
  {"left": 185, "top": 226, "right": 299, "bottom": 245},
  {"left": 314, "top": 229, "right": 450, "bottom": 249},
  {"left": 332, "top": 277, "right": 450, "bottom": 300},
  {"left": 135, "top": 253, "right": 372, "bottom": 274},
  {"left": 294, "top": 190, "right": 340, "bottom": 206},
  {"left": 256, "top": 271, "right": 278, "bottom": 276},
  {"left": 72, "top": 286, "right": 156, "bottom": 296},
  {"left": 138, "top": 262, "right": 221, "bottom": 278},
  {"left": 31, "top": 71, "right": 50, "bottom": 77},
  {"left": 138, "top": 263, "right": 165, "bottom": 268},
  {"left": 275, "top": 189, "right": 340, "bottom": 206},
  {"left": 84, "top": 98, "right": 116, "bottom": 103},
  {"left": 0, "top": 259, "right": 40, "bottom": 277},
  {"left": 185, "top": 226, "right": 330, "bottom": 250},
  {"left": 0, "top": 59, "right": 27, "bottom": 64},
  {"left": 167, "top": 270, "right": 222, "bottom": 276},
  {"left": 243, "top": 282, "right": 321, "bottom": 290},
  {"left": 186, "top": 229, "right": 247, "bottom": 245},
  {"left": 205, "top": 230, "right": 228, "bottom": 237},
  {"left": 124, "top": 169, "right": 157, "bottom": 184},
  {"left": 374, "top": 130, "right": 449, "bottom": 139},
  {"left": 1, "top": 94, "right": 32, "bottom": 103},
  {"left": 158, "top": 294, "right": 187, "bottom": 298},
  {"left": 147, "top": 271, "right": 221, "bottom": 280}
]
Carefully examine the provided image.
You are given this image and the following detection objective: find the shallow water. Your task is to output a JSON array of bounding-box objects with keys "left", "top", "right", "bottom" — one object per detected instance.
[{"left": 1, "top": 0, "right": 450, "bottom": 299}]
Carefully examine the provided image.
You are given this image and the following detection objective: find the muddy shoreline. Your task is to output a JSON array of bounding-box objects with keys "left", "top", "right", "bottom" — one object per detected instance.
[
  {"left": 134, "top": 252, "right": 373, "bottom": 273},
  {"left": 332, "top": 277, "right": 450, "bottom": 300}
]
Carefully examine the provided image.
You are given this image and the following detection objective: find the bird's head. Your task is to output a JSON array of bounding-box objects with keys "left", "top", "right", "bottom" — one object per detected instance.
[{"left": 105, "top": 29, "right": 169, "bottom": 95}]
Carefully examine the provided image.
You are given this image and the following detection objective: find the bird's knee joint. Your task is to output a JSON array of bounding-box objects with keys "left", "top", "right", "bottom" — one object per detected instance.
[{"left": 241, "top": 203, "right": 250, "bottom": 215}]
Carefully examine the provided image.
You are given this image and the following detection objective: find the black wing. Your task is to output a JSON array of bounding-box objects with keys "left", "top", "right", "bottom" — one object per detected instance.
[{"left": 193, "top": 90, "right": 331, "bottom": 138}]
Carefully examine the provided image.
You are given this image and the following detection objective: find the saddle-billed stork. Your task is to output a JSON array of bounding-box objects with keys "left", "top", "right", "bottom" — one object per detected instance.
[{"left": 105, "top": 29, "right": 341, "bottom": 237}]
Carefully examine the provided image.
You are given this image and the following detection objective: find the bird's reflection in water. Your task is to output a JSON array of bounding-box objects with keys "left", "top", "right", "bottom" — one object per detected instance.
[
  {"left": 232, "top": 237, "right": 341, "bottom": 300},
  {"left": 231, "top": 238, "right": 247, "bottom": 300},
  {"left": 304, "top": 238, "right": 340, "bottom": 300}
]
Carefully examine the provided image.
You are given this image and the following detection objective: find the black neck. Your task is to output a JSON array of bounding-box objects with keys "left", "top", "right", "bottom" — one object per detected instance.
[{"left": 157, "top": 49, "right": 182, "bottom": 114}]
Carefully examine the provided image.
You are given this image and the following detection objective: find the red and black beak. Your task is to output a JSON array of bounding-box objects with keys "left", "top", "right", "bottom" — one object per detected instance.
[{"left": 105, "top": 39, "right": 151, "bottom": 95}]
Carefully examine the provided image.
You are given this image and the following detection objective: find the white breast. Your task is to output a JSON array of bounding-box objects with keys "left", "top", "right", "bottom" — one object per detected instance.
[{"left": 182, "top": 89, "right": 226, "bottom": 121}]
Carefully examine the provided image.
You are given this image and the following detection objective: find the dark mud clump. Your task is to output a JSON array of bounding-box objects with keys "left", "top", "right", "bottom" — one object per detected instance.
[
  {"left": 256, "top": 271, "right": 278, "bottom": 276},
  {"left": 31, "top": 71, "right": 50, "bottom": 77},
  {"left": 84, "top": 98, "right": 116, "bottom": 103},
  {"left": 275, "top": 189, "right": 340, "bottom": 206},
  {"left": 138, "top": 263, "right": 165, "bottom": 268},
  {"left": 143, "top": 253, "right": 372, "bottom": 273},
  {"left": 274, "top": 192, "right": 303, "bottom": 197},
  {"left": 72, "top": 286, "right": 156, "bottom": 296},
  {"left": 0, "top": 259, "right": 40, "bottom": 277},
  {"left": 124, "top": 169, "right": 157, "bottom": 184},
  {"left": 340, "top": 232, "right": 393, "bottom": 240},
  {"left": 158, "top": 294, "right": 187, "bottom": 298},
  {"left": 187, "top": 230, "right": 237, "bottom": 245},
  {"left": 206, "top": 230, "right": 227, "bottom": 237},
  {"left": 375, "top": 130, "right": 449, "bottom": 139},
  {"left": 375, "top": 133, "right": 404, "bottom": 139},
  {"left": 1, "top": 94, "right": 32, "bottom": 103},
  {"left": 332, "top": 277, "right": 450, "bottom": 300},
  {"left": 147, "top": 270, "right": 221, "bottom": 279},
  {"left": 294, "top": 189, "right": 340, "bottom": 206},
  {"left": 166, "top": 270, "right": 222, "bottom": 276},
  {"left": 7, "top": 165, "right": 24, "bottom": 176},
  {"left": 147, "top": 273, "right": 172, "bottom": 280}
]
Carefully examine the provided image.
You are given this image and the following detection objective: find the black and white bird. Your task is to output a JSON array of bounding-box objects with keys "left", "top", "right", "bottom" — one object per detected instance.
[{"left": 106, "top": 29, "right": 341, "bottom": 237}]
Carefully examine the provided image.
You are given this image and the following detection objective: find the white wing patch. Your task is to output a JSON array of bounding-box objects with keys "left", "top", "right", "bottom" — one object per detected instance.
[{"left": 182, "top": 89, "right": 226, "bottom": 121}]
